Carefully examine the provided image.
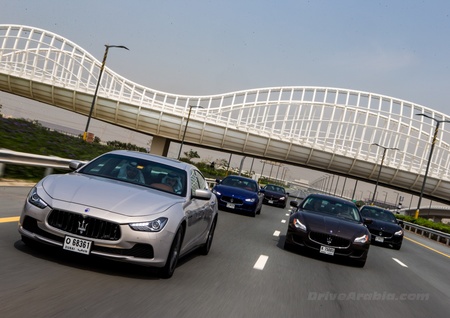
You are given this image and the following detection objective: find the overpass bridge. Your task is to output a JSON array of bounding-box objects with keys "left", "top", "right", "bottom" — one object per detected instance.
[{"left": 1, "top": 24, "right": 450, "bottom": 207}]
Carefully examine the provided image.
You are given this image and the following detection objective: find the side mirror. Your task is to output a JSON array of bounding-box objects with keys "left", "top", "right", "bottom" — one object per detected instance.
[
  {"left": 69, "top": 160, "right": 85, "bottom": 171},
  {"left": 290, "top": 201, "right": 299, "bottom": 208},
  {"left": 363, "top": 218, "right": 373, "bottom": 225}
]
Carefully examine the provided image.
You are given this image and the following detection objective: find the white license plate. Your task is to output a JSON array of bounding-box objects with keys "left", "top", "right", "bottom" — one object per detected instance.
[
  {"left": 63, "top": 235, "right": 92, "bottom": 255},
  {"left": 226, "top": 203, "right": 235, "bottom": 209},
  {"left": 268, "top": 200, "right": 274, "bottom": 204},
  {"left": 320, "top": 245, "right": 335, "bottom": 256},
  {"left": 375, "top": 236, "right": 384, "bottom": 243}
]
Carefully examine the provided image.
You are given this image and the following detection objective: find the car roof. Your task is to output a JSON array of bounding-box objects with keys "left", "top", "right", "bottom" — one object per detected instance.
[
  {"left": 307, "top": 193, "right": 356, "bottom": 205},
  {"left": 360, "top": 205, "right": 392, "bottom": 213},
  {"left": 222, "top": 175, "right": 255, "bottom": 181}
]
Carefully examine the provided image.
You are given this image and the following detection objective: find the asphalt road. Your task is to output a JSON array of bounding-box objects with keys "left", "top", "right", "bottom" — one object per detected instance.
[{"left": 1, "top": 186, "right": 449, "bottom": 318}]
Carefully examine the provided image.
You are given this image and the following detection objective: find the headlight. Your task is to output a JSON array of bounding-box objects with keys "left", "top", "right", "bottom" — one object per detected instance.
[
  {"left": 245, "top": 198, "right": 256, "bottom": 202},
  {"left": 28, "top": 187, "right": 48, "bottom": 209},
  {"left": 279, "top": 197, "right": 286, "bottom": 201},
  {"left": 354, "top": 234, "right": 369, "bottom": 244},
  {"left": 212, "top": 189, "right": 221, "bottom": 196},
  {"left": 129, "top": 217, "right": 168, "bottom": 232},
  {"left": 293, "top": 218, "right": 307, "bottom": 231},
  {"left": 394, "top": 229, "right": 403, "bottom": 236}
]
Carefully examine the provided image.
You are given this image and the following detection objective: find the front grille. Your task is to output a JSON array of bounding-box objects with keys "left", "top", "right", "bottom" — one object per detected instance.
[
  {"left": 309, "top": 231, "right": 350, "bottom": 248},
  {"left": 368, "top": 229, "right": 393, "bottom": 238},
  {"left": 221, "top": 196, "right": 243, "bottom": 205},
  {"left": 48, "top": 209, "right": 121, "bottom": 241}
]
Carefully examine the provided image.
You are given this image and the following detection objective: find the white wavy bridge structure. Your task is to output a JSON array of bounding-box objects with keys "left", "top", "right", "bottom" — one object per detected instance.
[{"left": 1, "top": 25, "right": 450, "bottom": 205}]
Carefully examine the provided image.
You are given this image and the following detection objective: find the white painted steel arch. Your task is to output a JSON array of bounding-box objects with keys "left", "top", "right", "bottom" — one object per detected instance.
[{"left": 1, "top": 24, "right": 450, "bottom": 203}]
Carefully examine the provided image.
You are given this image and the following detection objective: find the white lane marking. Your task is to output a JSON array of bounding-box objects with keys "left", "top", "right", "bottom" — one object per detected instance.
[
  {"left": 254, "top": 255, "right": 269, "bottom": 270},
  {"left": 273, "top": 230, "right": 280, "bottom": 236},
  {"left": 281, "top": 219, "right": 286, "bottom": 223},
  {"left": 392, "top": 258, "right": 408, "bottom": 267},
  {"left": 285, "top": 213, "right": 290, "bottom": 216}
]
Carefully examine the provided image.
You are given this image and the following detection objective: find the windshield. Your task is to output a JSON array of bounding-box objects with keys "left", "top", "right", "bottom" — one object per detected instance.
[
  {"left": 78, "top": 153, "right": 187, "bottom": 196},
  {"left": 301, "top": 196, "right": 361, "bottom": 222},
  {"left": 360, "top": 207, "right": 397, "bottom": 223},
  {"left": 221, "top": 177, "right": 257, "bottom": 192}
]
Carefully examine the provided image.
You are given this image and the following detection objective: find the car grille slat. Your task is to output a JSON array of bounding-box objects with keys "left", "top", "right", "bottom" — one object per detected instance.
[
  {"left": 309, "top": 231, "right": 350, "bottom": 248},
  {"left": 221, "top": 195, "right": 243, "bottom": 204},
  {"left": 48, "top": 210, "right": 121, "bottom": 241}
]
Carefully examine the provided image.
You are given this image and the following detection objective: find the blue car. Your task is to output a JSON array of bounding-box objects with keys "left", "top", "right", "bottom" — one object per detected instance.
[{"left": 212, "top": 176, "right": 264, "bottom": 217}]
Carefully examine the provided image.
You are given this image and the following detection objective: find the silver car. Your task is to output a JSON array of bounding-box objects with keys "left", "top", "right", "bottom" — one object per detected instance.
[{"left": 18, "top": 150, "right": 218, "bottom": 278}]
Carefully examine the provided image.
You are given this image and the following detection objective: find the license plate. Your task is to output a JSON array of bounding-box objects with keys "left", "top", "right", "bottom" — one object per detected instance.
[
  {"left": 375, "top": 236, "right": 384, "bottom": 243},
  {"left": 226, "top": 203, "right": 235, "bottom": 209},
  {"left": 63, "top": 235, "right": 92, "bottom": 255},
  {"left": 268, "top": 200, "right": 274, "bottom": 204},
  {"left": 320, "top": 245, "right": 335, "bottom": 256}
]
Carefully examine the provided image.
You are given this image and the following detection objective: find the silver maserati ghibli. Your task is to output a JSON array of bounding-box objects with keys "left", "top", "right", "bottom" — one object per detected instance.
[{"left": 18, "top": 150, "right": 218, "bottom": 278}]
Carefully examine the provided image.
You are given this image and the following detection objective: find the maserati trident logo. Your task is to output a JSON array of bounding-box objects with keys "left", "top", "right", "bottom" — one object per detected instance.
[
  {"left": 78, "top": 220, "right": 89, "bottom": 234},
  {"left": 326, "top": 236, "right": 333, "bottom": 245}
]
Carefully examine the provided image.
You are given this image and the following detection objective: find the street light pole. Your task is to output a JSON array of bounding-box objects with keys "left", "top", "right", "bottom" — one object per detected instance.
[
  {"left": 414, "top": 114, "right": 450, "bottom": 218},
  {"left": 371, "top": 143, "right": 399, "bottom": 205},
  {"left": 177, "top": 105, "right": 202, "bottom": 160},
  {"left": 83, "top": 44, "right": 129, "bottom": 141}
]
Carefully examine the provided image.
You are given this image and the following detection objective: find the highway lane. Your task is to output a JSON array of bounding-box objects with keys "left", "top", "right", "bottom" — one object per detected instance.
[{"left": 1, "top": 186, "right": 449, "bottom": 318}]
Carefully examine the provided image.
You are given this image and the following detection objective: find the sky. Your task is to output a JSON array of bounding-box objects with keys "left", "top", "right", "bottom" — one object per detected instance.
[{"left": 1, "top": 0, "right": 450, "bottom": 207}]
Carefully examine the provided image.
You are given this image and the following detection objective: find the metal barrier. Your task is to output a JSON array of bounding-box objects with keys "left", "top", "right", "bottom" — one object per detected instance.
[
  {"left": 0, "top": 149, "right": 73, "bottom": 177},
  {"left": 403, "top": 221, "right": 450, "bottom": 246}
]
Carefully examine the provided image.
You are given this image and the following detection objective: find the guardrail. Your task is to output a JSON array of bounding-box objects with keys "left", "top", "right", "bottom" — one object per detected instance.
[
  {"left": 0, "top": 149, "right": 73, "bottom": 177},
  {"left": 402, "top": 221, "right": 450, "bottom": 246}
]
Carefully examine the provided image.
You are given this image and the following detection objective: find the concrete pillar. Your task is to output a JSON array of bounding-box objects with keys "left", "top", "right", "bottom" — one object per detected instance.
[{"left": 149, "top": 136, "right": 171, "bottom": 157}]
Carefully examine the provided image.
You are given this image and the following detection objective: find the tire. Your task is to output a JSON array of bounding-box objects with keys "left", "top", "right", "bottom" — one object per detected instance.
[
  {"left": 393, "top": 243, "right": 402, "bottom": 250},
  {"left": 160, "top": 227, "right": 184, "bottom": 279},
  {"left": 21, "top": 235, "right": 38, "bottom": 248},
  {"left": 353, "top": 258, "right": 367, "bottom": 268},
  {"left": 199, "top": 217, "right": 217, "bottom": 255}
]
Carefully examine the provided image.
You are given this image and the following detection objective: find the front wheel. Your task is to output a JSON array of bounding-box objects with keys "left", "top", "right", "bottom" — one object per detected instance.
[{"left": 160, "top": 227, "right": 183, "bottom": 279}]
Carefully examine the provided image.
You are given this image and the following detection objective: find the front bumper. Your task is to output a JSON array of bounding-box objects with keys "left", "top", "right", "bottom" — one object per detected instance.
[{"left": 285, "top": 228, "right": 370, "bottom": 260}]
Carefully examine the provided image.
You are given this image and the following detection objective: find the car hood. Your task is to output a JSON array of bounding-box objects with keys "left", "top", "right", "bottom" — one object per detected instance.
[
  {"left": 366, "top": 219, "right": 402, "bottom": 232},
  {"left": 213, "top": 184, "right": 258, "bottom": 197},
  {"left": 40, "top": 174, "right": 183, "bottom": 217},
  {"left": 300, "top": 210, "right": 367, "bottom": 238}
]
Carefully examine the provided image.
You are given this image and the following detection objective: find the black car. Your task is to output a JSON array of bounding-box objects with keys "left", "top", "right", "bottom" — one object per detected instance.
[
  {"left": 284, "top": 194, "right": 371, "bottom": 267},
  {"left": 262, "top": 184, "right": 289, "bottom": 208},
  {"left": 359, "top": 205, "right": 404, "bottom": 250}
]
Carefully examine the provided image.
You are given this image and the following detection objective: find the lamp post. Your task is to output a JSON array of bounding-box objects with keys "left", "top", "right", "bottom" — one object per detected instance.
[
  {"left": 414, "top": 114, "right": 450, "bottom": 218},
  {"left": 83, "top": 44, "right": 129, "bottom": 141},
  {"left": 371, "top": 143, "right": 399, "bottom": 205},
  {"left": 177, "top": 105, "right": 202, "bottom": 160}
]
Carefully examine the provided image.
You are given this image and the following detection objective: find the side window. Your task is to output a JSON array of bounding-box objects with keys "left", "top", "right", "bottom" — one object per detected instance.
[
  {"left": 191, "top": 170, "right": 207, "bottom": 196},
  {"left": 195, "top": 170, "right": 208, "bottom": 190}
]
